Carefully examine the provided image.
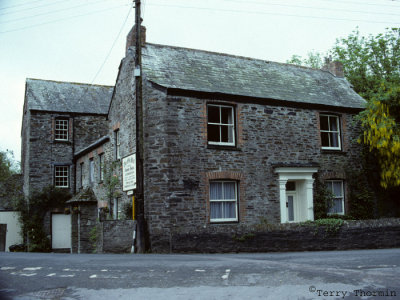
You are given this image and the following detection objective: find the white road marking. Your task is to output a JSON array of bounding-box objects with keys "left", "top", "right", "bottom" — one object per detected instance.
[
  {"left": 89, "top": 275, "right": 97, "bottom": 278},
  {"left": 195, "top": 269, "right": 205, "bottom": 272},
  {"left": 23, "top": 267, "right": 42, "bottom": 271},
  {"left": 47, "top": 273, "right": 56, "bottom": 277},
  {"left": 20, "top": 273, "right": 37, "bottom": 277},
  {"left": 101, "top": 269, "right": 108, "bottom": 272},
  {"left": 222, "top": 269, "right": 231, "bottom": 280},
  {"left": 60, "top": 274, "right": 75, "bottom": 278},
  {"left": 1, "top": 267, "right": 15, "bottom": 270}
]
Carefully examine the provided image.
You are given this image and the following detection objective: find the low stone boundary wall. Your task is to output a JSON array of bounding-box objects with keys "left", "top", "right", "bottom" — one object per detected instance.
[
  {"left": 150, "top": 218, "right": 400, "bottom": 253},
  {"left": 97, "top": 220, "right": 136, "bottom": 253}
]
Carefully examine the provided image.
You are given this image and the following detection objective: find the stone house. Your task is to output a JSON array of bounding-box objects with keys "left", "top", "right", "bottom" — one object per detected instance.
[
  {"left": 21, "top": 28, "right": 366, "bottom": 253},
  {"left": 21, "top": 79, "right": 113, "bottom": 250}
]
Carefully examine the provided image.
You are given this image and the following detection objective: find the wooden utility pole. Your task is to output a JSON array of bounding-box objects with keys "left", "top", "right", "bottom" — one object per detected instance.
[{"left": 134, "top": 0, "right": 145, "bottom": 253}]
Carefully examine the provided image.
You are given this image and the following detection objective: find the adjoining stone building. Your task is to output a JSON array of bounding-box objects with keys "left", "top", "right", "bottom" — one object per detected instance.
[
  {"left": 21, "top": 79, "right": 113, "bottom": 251},
  {"left": 21, "top": 27, "right": 367, "bottom": 253}
]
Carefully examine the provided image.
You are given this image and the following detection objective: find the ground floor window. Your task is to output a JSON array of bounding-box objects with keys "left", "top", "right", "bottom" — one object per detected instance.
[
  {"left": 209, "top": 181, "right": 238, "bottom": 222},
  {"left": 326, "top": 180, "right": 344, "bottom": 215}
]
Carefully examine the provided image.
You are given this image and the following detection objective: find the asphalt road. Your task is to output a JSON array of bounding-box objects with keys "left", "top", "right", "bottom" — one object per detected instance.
[{"left": 0, "top": 248, "right": 399, "bottom": 300}]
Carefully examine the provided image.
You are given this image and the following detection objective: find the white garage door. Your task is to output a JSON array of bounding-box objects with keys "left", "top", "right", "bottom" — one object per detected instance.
[
  {"left": 0, "top": 211, "right": 23, "bottom": 252},
  {"left": 51, "top": 214, "right": 71, "bottom": 249}
]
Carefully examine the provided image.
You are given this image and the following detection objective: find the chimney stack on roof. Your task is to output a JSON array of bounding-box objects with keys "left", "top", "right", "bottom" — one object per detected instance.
[
  {"left": 322, "top": 57, "right": 344, "bottom": 77},
  {"left": 126, "top": 25, "right": 146, "bottom": 55}
]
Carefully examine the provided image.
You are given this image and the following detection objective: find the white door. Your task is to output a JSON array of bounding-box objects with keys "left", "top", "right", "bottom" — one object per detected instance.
[{"left": 52, "top": 214, "right": 71, "bottom": 249}]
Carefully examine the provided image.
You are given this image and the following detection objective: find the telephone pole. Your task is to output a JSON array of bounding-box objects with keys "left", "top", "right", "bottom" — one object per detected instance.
[{"left": 134, "top": 0, "right": 145, "bottom": 253}]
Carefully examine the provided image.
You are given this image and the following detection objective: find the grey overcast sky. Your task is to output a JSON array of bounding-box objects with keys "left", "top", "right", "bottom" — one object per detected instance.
[{"left": 1, "top": 0, "right": 399, "bottom": 162}]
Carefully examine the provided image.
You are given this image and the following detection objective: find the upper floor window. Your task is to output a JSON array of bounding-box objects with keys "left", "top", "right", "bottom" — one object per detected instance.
[
  {"left": 326, "top": 180, "right": 344, "bottom": 215},
  {"left": 54, "top": 165, "right": 69, "bottom": 188},
  {"left": 55, "top": 118, "right": 69, "bottom": 141},
  {"left": 320, "top": 114, "right": 341, "bottom": 150},
  {"left": 115, "top": 130, "right": 121, "bottom": 160},
  {"left": 209, "top": 181, "right": 238, "bottom": 222},
  {"left": 99, "top": 154, "right": 104, "bottom": 182},
  {"left": 89, "top": 159, "right": 94, "bottom": 184},
  {"left": 79, "top": 162, "right": 84, "bottom": 188},
  {"left": 207, "top": 104, "right": 235, "bottom": 146}
]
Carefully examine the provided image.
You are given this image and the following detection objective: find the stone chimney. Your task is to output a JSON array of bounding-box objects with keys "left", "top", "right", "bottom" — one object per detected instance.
[
  {"left": 322, "top": 57, "right": 344, "bottom": 77},
  {"left": 126, "top": 25, "right": 146, "bottom": 55}
]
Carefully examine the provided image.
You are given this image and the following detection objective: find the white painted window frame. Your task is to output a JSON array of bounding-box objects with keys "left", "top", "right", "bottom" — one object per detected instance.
[
  {"left": 115, "top": 130, "right": 121, "bottom": 160},
  {"left": 54, "top": 165, "right": 69, "bottom": 188},
  {"left": 320, "top": 114, "right": 341, "bottom": 150},
  {"left": 326, "top": 180, "right": 345, "bottom": 215},
  {"left": 207, "top": 104, "right": 235, "bottom": 146},
  {"left": 209, "top": 180, "right": 238, "bottom": 223},
  {"left": 55, "top": 118, "right": 69, "bottom": 141}
]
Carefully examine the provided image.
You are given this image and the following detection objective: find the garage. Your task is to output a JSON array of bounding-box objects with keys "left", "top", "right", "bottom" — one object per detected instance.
[{"left": 51, "top": 214, "right": 71, "bottom": 251}]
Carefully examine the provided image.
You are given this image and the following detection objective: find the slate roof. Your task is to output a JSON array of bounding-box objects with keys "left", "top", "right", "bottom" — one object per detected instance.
[
  {"left": 25, "top": 78, "right": 113, "bottom": 114},
  {"left": 74, "top": 136, "right": 110, "bottom": 158},
  {"left": 142, "top": 44, "right": 366, "bottom": 109}
]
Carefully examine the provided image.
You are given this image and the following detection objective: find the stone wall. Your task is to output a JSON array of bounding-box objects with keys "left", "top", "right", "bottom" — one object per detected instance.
[
  {"left": 142, "top": 93, "right": 365, "bottom": 249},
  {"left": 23, "top": 111, "right": 108, "bottom": 196},
  {"left": 151, "top": 218, "right": 400, "bottom": 253},
  {"left": 96, "top": 220, "right": 136, "bottom": 253},
  {"left": 70, "top": 204, "right": 98, "bottom": 254}
]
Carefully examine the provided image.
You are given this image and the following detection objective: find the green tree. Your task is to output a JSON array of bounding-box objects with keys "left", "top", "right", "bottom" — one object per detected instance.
[
  {"left": 0, "top": 149, "right": 19, "bottom": 181},
  {"left": 331, "top": 28, "right": 400, "bottom": 188},
  {"left": 286, "top": 50, "right": 324, "bottom": 69}
]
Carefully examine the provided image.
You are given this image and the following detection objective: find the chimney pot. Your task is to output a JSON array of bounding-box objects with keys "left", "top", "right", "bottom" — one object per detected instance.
[{"left": 322, "top": 58, "right": 344, "bottom": 77}]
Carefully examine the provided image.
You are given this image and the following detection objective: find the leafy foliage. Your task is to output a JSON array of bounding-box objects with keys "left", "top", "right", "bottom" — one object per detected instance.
[
  {"left": 13, "top": 186, "right": 71, "bottom": 252},
  {"left": 0, "top": 149, "right": 19, "bottom": 181},
  {"left": 101, "top": 160, "right": 121, "bottom": 218},
  {"left": 286, "top": 50, "right": 323, "bottom": 69}
]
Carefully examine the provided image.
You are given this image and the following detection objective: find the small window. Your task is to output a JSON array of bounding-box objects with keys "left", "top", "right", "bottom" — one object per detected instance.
[
  {"left": 326, "top": 180, "right": 344, "bottom": 215},
  {"left": 115, "top": 130, "right": 121, "bottom": 160},
  {"left": 209, "top": 181, "right": 238, "bottom": 222},
  {"left": 207, "top": 104, "right": 235, "bottom": 146},
  {"left": 79, "top": 162, "right": 84, "bottom": 188},
  {"left": 55, "top": 118, "right": 69, "bottom": 141},
  {"left": 89, "top": 159, "right": 94, "bottom": 184},
  {"left": 99, "top": 154, "right": 104, "bottom": 182},
  {"left": 54, "top": 166, "right": 69, "bottom": 188},
  {"left": 320, "top": 114, "right": 341, "bottom": 150}
]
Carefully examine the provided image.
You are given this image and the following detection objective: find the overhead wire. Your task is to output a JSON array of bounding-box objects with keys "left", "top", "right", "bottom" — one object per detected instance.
[
  {"left": 90, "top": 4, "right": 133, "bottom": 84},
  {"left": 146, "top": 2, "right": 400, "bottom": 25},
  {"left": 0, "top": 0, "right": 48, "bottom": 11},
  {"left": 0, "top": 3, "right": 130, "bottom": 34},
  {"left": 225, "top": 0, "right": 400, "bottom": 17},
  {"left": 0, "top": 0, "right": 73, "bottom": 16},
  {"left": 1, "top": 0, "right": 121, "bottom": 24}
]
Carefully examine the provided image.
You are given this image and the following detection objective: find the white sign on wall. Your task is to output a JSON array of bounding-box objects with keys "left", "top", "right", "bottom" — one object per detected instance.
[{"left": 122, "top": 153, "right": 136, "bottom": 191}]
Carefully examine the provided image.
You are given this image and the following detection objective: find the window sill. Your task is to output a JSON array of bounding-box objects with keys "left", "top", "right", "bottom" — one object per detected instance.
[
  {"left": 210, "top": 220, "right": 239, "bottom": 224},
  {"left": 321, "top": 149, "right": 347, "bottom": 155},
  {"left": 207, "top": 144, "right": 241, "bottom": 151},
  {"left": 53, "top": 140, "right": 71, "bottom": 145}
]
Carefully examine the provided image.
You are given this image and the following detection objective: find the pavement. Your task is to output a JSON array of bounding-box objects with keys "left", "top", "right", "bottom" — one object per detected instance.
[{"left": 0, "top": 248, "right": 399, "bottom": 299}]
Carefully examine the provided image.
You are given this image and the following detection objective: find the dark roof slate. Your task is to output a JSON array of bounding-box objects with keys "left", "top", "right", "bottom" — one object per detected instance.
[
  {"left": 25, "top": 79, "right": 113, "bottom": 114},
  {"left": 142, "top": 44, "right": 366, "bottom": 109}
]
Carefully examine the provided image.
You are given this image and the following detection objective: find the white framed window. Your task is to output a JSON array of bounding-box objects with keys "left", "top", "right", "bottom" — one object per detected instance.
[
  {"left": 209, "top": 181, "right": 238, "bottom": 222},
  {"left": 115, "top": 130, "right": 121, "bottom": 160},
  {"left": 55, "top": 118, "right": 69, "bottom": 141},
  {"left": 99, "top": 154, "right": 104, "bottom": 182},
  {"left": 320, "top": 114, "right": 341, "bottom": 150},
  {"left": 207, "top": 104, "right": 235, "bottom": 146},
  {"left": 326, "top": 180, "right": 344, "bottom": 215},
  {"left": 89, "top": 159, "right": 94, "bottom": 184},
  {"left": 54, "top": 166, "right": 69, "bottom": 188}
]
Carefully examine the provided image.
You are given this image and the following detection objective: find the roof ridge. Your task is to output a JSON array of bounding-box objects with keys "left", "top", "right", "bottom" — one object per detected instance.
[
  {"left": 143, "top": 43, "right": 324, "bottom": 73},
  {"left": 26, "top": 78, "right": 114, "bottom": 89}
]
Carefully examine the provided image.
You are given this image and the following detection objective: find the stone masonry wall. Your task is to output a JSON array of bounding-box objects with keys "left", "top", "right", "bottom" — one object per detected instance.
[
  {"left": 25, "top": 111, "right": 108, "bottom": 196},
  {"left": 96, "top": 220, "right": 136, "bottom": 253},
  {"left": 70, "top": 204, "right": 98, "bottom": 254},
  {"left": 142, "top": 94, "right": 365, "bottom": 251},
  {"left": 151, "top": 218, "right": 400, "bottom": 253}
]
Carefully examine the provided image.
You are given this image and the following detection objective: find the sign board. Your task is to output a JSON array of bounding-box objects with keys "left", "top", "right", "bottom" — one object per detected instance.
[{"left": 122, "top": 153, "right": 136, "bottom": 191}]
